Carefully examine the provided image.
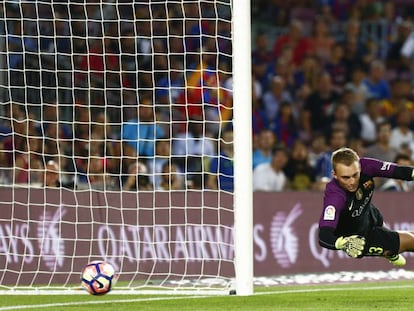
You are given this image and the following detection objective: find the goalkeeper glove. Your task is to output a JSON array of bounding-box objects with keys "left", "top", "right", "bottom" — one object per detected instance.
[{"left": 335, "top": 235, "right": 366, "bottom": 258}]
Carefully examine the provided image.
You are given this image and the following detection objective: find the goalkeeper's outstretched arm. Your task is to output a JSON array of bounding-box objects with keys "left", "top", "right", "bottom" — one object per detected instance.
[
  {"left": 319, "top": 226, "right": 338, "bottom": 250},
  {"left": 319, "top": 226, "right": 366, "bottom": 258}
]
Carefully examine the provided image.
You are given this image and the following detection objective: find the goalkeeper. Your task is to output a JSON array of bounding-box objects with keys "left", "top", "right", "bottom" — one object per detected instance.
[{"left": 318, "top": 147, "right": 414, "bottom": 266}]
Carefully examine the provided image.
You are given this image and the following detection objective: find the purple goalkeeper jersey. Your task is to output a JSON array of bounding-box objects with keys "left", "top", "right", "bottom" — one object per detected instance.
[{"left": 319, "top": 157, "right": 399, "bottom": 237}]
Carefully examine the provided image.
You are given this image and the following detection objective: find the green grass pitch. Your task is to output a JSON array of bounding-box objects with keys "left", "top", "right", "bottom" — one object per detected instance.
[{"left": 2, "top": 280, "right": 414, "bottom": 311}]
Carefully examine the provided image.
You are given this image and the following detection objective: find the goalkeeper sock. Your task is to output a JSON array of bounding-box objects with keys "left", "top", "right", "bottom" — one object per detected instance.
[{"left": 387, "top": 254, "right": 406, "bottom": 267}]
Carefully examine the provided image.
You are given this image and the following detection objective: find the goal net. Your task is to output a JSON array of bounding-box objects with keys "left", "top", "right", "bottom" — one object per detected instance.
[{"left": 0, "top": 0, "right": 252, "bottom": 294}]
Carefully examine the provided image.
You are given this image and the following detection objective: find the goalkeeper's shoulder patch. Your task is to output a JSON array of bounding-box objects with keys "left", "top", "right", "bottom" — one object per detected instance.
[{"left": 323, "top": 205, "right": 336, "bottom": 221}]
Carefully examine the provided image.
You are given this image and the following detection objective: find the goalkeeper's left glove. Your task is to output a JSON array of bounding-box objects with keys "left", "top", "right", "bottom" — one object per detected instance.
[{"left": 335, "top": 235, "right": 366, "bottom": 258}]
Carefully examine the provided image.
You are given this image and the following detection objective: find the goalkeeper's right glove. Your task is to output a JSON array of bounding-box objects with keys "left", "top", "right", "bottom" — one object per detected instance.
[{"left": 335, "top": 235, "right": 366, "bottom": 258}]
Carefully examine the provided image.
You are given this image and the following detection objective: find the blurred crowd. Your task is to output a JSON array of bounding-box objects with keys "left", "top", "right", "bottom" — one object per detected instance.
[
  {"left": 0, "top": 1, "right": 234, "bottom": 191},
  {"left": 251, "top": 0, "right": 414, "bottom": 192},
  {"left": 1, "top": 1, "right": 414, "bottom": 192}
]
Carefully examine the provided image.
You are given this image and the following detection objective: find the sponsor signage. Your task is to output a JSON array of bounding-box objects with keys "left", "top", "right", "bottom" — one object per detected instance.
[{"left": 0, "top": 189, "right": 413, "bottom": 285}]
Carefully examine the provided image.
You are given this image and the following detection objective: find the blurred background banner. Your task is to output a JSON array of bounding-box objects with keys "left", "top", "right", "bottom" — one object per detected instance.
[{"left": 1, "top": 189, "right": 412, "bottom": 285}]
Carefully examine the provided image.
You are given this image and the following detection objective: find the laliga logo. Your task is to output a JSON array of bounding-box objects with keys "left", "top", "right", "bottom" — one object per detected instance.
[
  {"left": 270, "top": 203, "right": 302, "bottom": 268},
  {"left": 37, "top": 206, "right": 66, "bottom": 271}
]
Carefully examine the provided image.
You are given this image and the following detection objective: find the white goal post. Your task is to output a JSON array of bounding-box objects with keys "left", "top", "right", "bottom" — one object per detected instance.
[
  {"left": 0, "top": 0, "right": 253, "bottom": 295},
  {"left": 232, "top": 0, "right": 253, "bottom": 296}
]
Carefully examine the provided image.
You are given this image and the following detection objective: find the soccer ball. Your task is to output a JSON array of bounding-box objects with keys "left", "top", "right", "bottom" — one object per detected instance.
[{"left": 81, "top": 260, "right": 115, "bottom": 295}]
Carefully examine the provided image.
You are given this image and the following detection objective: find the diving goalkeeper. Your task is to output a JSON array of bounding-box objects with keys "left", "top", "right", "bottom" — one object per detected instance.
[{"left": 318, "top": 147, "right": 414, "bottom": 266}]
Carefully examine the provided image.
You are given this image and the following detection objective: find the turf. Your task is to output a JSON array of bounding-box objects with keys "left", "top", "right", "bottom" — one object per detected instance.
[{"left": 2, "top": 281, "right": 414, "bottom": 311}]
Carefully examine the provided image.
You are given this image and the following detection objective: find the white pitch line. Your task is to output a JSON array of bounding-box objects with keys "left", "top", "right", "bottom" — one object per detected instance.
[
  {"left": 3, "top": 283, "right": 414, "bottom": 310},
  {"left": 258, "top": 283, "right": 414, "bottom": 295},
  {"left": 0, "top": 295, "right": 209, "bottom": 311}
]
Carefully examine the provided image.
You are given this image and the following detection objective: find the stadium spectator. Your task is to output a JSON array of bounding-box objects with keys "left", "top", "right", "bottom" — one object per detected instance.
[
  {"left": 91, "top": 111, "right": 120, "bottom": 175},
  {"left": 341, "top": 19, "right": 367, "bottom": 74},
  {"left": 365, "top": 121, "right": 398, "bottom": 162},
  {"left": 40, "top": 104, "right": 73, "bottom": 185},
  {"left": 294, "top": 55, "right": 321, "bottom": 92},
  {"left": 207, "top": 129, "right": 234, "bottom": 192},
  {"left": 7, "top": 20, "right": 37, "bottom": 69},
  {"left": 270, "top": 101, "right": 299, "bottom": 147},
  {"left": 72, "top": 108, "right": 119, "bottom": 190},
  {"left": 156, "top": 162, "right": 185, "bottom": 191},
  {"left": 176, "top": 38, "right": 227, "bottom": 128},
  {"left": 324, "top": 42, "right": 348, "bottom": 91},
  {"left": 389, "top": 107, "right": 414, "bottom": 151},
  {"left": 122, "top": 98, "right": 166, "bottom": 157},
  {"left": 3, "top": 105, "right": 26, "bottom": 164},
  {"left": 323, "top": 101, "right": 362, "bottom": 142},
  {"left": 183, "top": 2, "right": 209, "bottom": 55},
  {"left": 265, "top": 51, "right": 298, "bottom": 95},
  {"left": 41, "top": 102, "right": 72, "bottom": 138},
  {"left": 251, "top": 1, "right": 289, "bottom": 26},
  {"left": 308, "top": 133, "right": 328, "bottom": 169},
  {"left": 363, "top": 39, "right": 381, "bottom": 68},
  {"left": 87, "top": 132, "right": 117, "bottom": 190},
  {"left": 155, "top": 59, "right": 185, "bottom": 106},
  {"left": 294, "top": 83, "right": 312, "bottom": 135},
  {"left": 262, "top": 75, "right": 293, "bottom": 122},
  {"left": 315, "top": 128, "right": 347, "bottom": 183},
  {"left": 147, "top": 140, "right": 177, "bottom": 190},
  {"left": 0, "top": 139, "right": 12, "bottom": 185},
  {"left": 252, "top": 32, "right": 273, "bottom": 65},
  {"left": 72, "top": 105, "right": 92, "bottom": 186},
  {"left": 172, "top": 117, "right": 216, "bottom": 181},
  {"left": 252, "top": 53, "right": 271, "bottom": 94},
  {"left": 309, "top": 15, "right": 335, "bottom": 64},
  {"left": 43, "top": 160, "right": 60, "bottom": 188},
  {"left": 206, "top": 60, "right": 233, "bottom": 135},
  {"left": 343, "top": 66, "right": 369, "bottom": 114},
  {"left": 271, "top": 19, "right": 312, "bottom": 66},
  {"left": 322, "top": 0, "right": 354, "bottom": 22},
  {"left": 252, "top": 78, "right": 268, "bottom": 136},
  {"left": 359, "top": 97, "right": 385, "bottom": 146},
  {"left": 3, "top": 110, "right": 43, "bottom": 185},
  {"left": 348, "top": 137, "right": 366, "bottom": 158},
  {"left": 123, "top": 161, "right": 153, "bottom": 191},
  {"left": 75, "top": 37, "right": 120, "bottom": 89},
  {"left": 252, "top": 129, "right": 277, "bottom": 169},
  {"left": 302, "top": 71, "right": 340, "bottom": 136},
  {"left": 381, "top": 79, "right": 414, "bottom": 118},
  {"left": 380, "top": 153, "right": 413, "bottom": 192},
  {"left": 14, "top": 134, "right": 43, "bottom": 185},
  {"left": 386, "top": 19, "right": 412, "bottom": 76},
  {"left": 363, "top": 59, "right": 392, "bottom": 100},
  {"left": 284, "top": 139, "right": 316, "bottom": 191},
  {"left": 253, "top": 146, "right": 289, "bottom": 192},
  {"left": 400, "top": 20, "right": 414, "bottom": 75},
  {"left": 119, "top": 29, "right": 140, "bottom": 89},
  {"left": 49, "top": 11, "right": 71, "bottom": 55},
  {"left": 341, "top": 18, "right": 365, "bottom": 57}
]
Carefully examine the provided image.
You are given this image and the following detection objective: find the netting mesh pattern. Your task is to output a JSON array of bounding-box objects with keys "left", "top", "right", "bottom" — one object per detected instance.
[
  {"left": 0, "top": 1, "right": 233, "bottom": 191},
  {"left": 0, "top": 1, "right": 236, "bottom": 290}
]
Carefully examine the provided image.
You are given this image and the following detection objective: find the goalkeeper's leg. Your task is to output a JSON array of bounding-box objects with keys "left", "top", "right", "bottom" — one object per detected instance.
[
  {"left": 365, "top": 227, "right": 406, "bottom": 266},
  {"left": 394, "top": 230, "right": 414, "bottom": 266},
  {"left": 365, "top": 229, "right": 414, "bottom": 267},
  {"left": 386, "top": 254, "right": 406, "bottom": 267},
  {"left": 387, "top": 231, "right": 414, "bottom": 267}
]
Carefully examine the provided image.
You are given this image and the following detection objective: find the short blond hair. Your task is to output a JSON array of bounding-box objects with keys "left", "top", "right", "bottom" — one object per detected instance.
[{"left": 331, "top": 147, "right": 360, "bottom": 171}]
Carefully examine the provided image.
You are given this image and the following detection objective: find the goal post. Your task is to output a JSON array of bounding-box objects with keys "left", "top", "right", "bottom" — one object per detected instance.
[
  {"left": 0, "top": 0, "right": 253, "bottom": 295},
  {"left": 232, "top": 0, "right": 254, "bottom": 296}
]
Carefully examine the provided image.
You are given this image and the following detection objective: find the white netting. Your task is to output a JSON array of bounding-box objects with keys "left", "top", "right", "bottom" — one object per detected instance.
[{"left": 0, "top": 0, "right": 240, "bottom": 293}]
